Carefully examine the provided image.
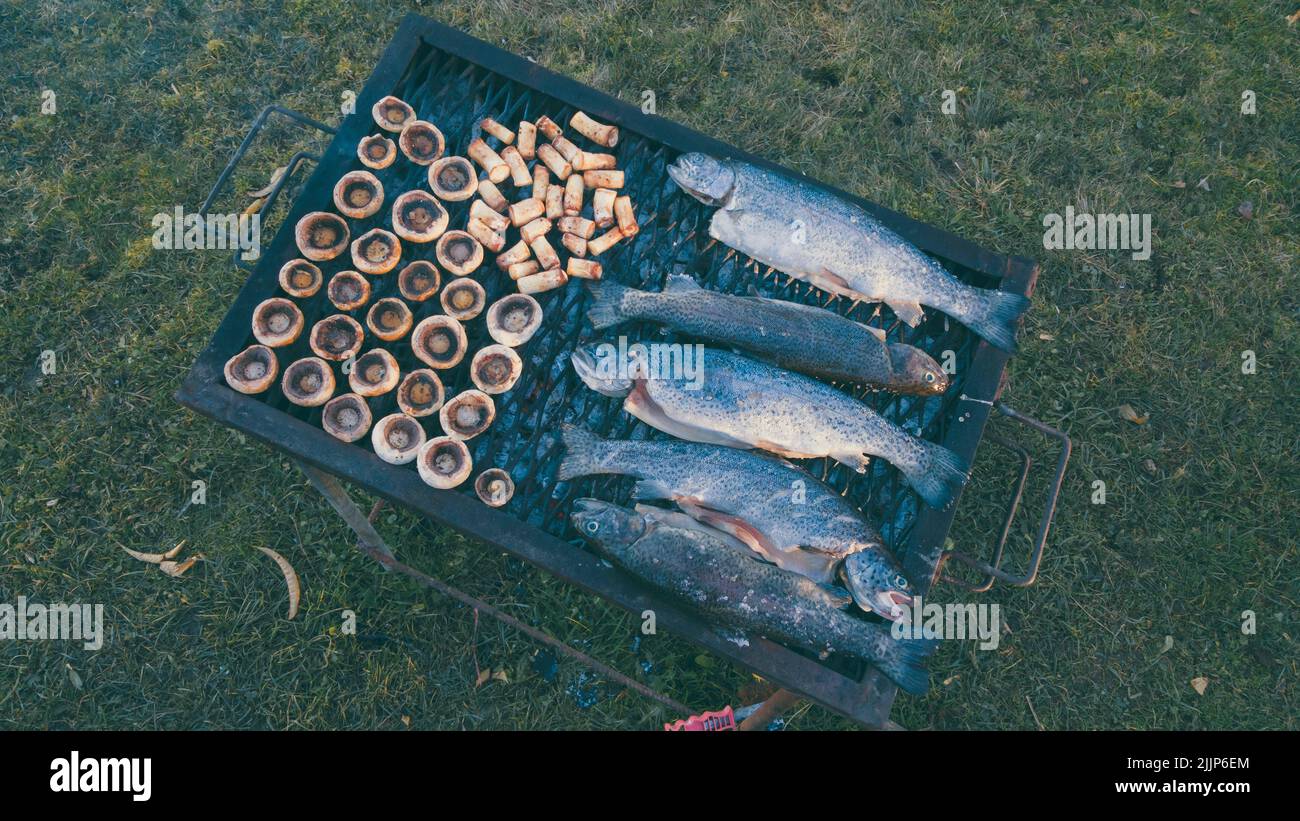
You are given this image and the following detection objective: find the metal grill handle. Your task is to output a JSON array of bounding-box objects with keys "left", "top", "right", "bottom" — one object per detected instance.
[
  {"left": 200, "top": 105, "right": 337, "bottom": 270},
  {"left": 939, "top": 402, "right": 1071, "bottom": 591}
]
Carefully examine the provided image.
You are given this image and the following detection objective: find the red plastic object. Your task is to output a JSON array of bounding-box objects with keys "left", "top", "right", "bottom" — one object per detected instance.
[{"left": 664, "top": 706, "right": 736, "bottom": 731}]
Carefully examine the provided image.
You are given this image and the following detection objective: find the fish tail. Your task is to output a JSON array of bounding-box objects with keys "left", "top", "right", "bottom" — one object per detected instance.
[
  {"left": 876, "top": 635, "right": 939, "bottom": 695},
  {"left": 901, "top": 439, "right": 969, "bottom": 509},
  {"left": 583, "top": 280, "right": 633, "bottom": 330},
  {"left": 957, "top": 288, "right": 1030, "bottom": 353},
  {"left": 557, "top": 424, "right": 619, "bottom": 481}
]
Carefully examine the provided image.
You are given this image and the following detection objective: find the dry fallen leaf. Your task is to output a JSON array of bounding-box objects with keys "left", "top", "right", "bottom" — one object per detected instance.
[
  {"left": 1038, "top": 332, "right": 1056, "bottom": 341},
  {"left": 1118, "top": 403, "right": 1149, "bottom": 424},
  {"left": 1171, "top": 180, "right": 1186, "bottom": 189},
  {"left": 492, "top": 668, "right": 510, "bottom": 684},
  {"left": 255, "top": 547, "right": 300, "bottom": 620},
  {"left": 159, "top": 555, "right": 201, "bottom": 577},
  {"left": 121, "top": 541, "right": 186, "bottom": 564},
  {"left": 1196, "top": 177, "right": 1211, "bottom": 192},
  {"left": 1142, "top": 459, "right": 1158, "bottom": 475},
  {"left": 1237, "top": 200, "right": 1254, "bottom": 220},
  {"left": 1191, "top": 676, "right": 1209, "bottom": 695},
  {"left": 475, "top": 668, "right": 491, "bottom": 688},
  {"left": 247, "top": 165, "right": 288, "bottom": 199},
  {"left": 67, "top": 663, "right": 83, "bottom": 690},
  {"left": 1288, "top": 9, "right": 1300, "bottom": 26}
]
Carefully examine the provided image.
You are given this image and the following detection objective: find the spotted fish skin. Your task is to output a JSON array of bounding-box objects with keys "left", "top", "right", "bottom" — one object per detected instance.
[
  {"left": 570, "top": 344, "right": 968, "bottom": 509},
  {"left": 570, "top": 499, "right": 936, "bottom": 695},
  {"left": 557, "top": 425, "right": 911, "bottom": 610},
  {"left": 667, "top": 153, "right": 1030, "bottom": 352},
  {"left": 583, "top": 276, "right": 947, "bottom": 395}
]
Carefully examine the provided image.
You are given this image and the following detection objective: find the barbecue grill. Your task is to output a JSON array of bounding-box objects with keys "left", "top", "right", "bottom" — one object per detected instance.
[{"left": 177, "top": 13, "right": 1070, "bottom": 728}]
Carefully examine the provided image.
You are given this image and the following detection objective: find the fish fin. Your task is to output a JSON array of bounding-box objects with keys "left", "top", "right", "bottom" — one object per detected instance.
[
  {"left": 863, "top": 324, "right": 887, "bottom": 343},
  {"left": 583, "top": 280, "right": 631, "bottom": 331},
  {"left": 677, "top": 501, "right": 775, "bottom": 558},
  {"left": 957, "top": 289, "right": 1031, "bottom": 353},
  {"left": 753, "top": 439, "right": 821, "bottom": 461},
  {"left": 830, "top": 450, "right": 872, "bottom": 474},
  {"left": 879, "top": 635, "right": 939, "bottom": 695},
  {"left": 813, "top": 581, "right": 854, "bottom": 608},
  {"left": 626, "top": 388, "right": 753, "bottom": 449},
  {"left": 885, "top": 298, "right": 926, "bottom": 327},
  {"left": 557, "top": 425, "right": 615, "bottom": 481},
  {"left": 679, "top": 501, "right": 840, "bottom": 583},
  {"left": 631, "top": 478, "right": 674, "bottom": 501},
  {"left": 901, "top": 440, "right": 969, "bottom": 509},
  {"left": 663, "top": 273, "right": 701, "bottom": 292}
]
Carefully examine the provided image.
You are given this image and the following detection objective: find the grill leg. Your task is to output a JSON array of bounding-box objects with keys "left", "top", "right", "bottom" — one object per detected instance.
[
  {"left": 738, "top": 689, "right": 803, "bottom": 731},
  {"left": 296, "top": 460, "right": 395, "bottom": 562}
]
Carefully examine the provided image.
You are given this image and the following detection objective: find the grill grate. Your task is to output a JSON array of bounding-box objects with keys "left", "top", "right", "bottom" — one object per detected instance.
[
  {"left": 181, "top": 15, "right": 1041, "bottom": 726},
  {"left": 238, "top": 40, "right": 986, "bottom": 563}
]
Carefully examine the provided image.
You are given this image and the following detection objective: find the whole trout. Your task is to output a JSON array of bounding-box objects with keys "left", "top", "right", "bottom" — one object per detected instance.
[
  {"left": 557, "top": 425, "right": 915, "bottom": 618},
  {"left": 571, "top": 344, "right": 968, "bottom": 509},
  {"left": 668, "top": 153, "right": 1030, "bottom": 352},
  {"left": 571, "top": 499, "right": 937, "bottom": 694},
  {"left": 584, "top": 274, "right": 948, "bottom": 395}
]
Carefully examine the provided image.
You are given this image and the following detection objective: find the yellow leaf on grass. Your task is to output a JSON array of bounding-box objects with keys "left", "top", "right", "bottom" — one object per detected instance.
[
  {"left": 1118, "top": 404, "right": 1149, "bottom": 425},
  {"left": 475, "top": 668, "right": 491, "bottom": 688},
  {"left": 1191, "top": 676, "right": 1209, "bottom": 695}
]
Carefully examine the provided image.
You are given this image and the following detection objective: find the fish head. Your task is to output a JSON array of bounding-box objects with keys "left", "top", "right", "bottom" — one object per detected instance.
[
  {"left": 841, "top": 550, "right": 915, "bottom": 621},
  {"left": 571, "top": 343, "right": 637, "bottom": 397},
  {"left": 668, "top": 153, "right": 736, "bottom": 206},
  {"left": 571, "top": 498, "right": 647, "bottom": 557},
  {"left": 887, "top": 343, "right": 950, "bottom": 396}
]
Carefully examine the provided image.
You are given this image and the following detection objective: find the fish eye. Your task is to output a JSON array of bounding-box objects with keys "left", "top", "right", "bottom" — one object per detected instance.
[
  {"left": 894, "top": 574, "right": 909, "bottom": 588},
  {"left": 924, "top": 372, "right": 936, "bottom": 383},
  {"left": 584, "top": 520, "right": 599, "bottom": 534}
]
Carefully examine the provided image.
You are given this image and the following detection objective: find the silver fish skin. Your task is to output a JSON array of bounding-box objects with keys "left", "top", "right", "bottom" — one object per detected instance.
[
  {"left": 571, "top": 499, "right": 937, "bottom": 695},
  {"left": 667, "top": 153, "right": 1030, "bottom": 352},
  {"left": 557, "top": 425, "right": 914, "bottom": 617},
  {"left": 583, "top": 275, "right": 948, "bottom": 395},
  {"left": 570, "top": 344, "right": 968, "bottom": 509}
]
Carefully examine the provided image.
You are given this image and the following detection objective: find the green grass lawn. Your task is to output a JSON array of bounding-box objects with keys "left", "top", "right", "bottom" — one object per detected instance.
[{"left": 0, "top": 0, "right": 1295, "bottom": 730}]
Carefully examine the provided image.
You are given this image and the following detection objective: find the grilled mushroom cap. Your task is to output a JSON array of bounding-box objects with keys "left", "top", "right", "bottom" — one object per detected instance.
[
  {"left": 417, "top": 437, "right": 472, "bottom": 489},
  {"left": 396, "top": 369, "right": 445, "bottom": 417},
  {"left": 351, "top": 228, "right": 402, "bottom": 276},
  {"left": 332, "top": 170, "right": 384, "bottom": 219},
  {"left": 410, "top": 315, "right": 467, "bottom": 370},
  {"left": 391, "top": 190, "right": 448, "bottom": 243},
  {"left": 224, "top": 344, "right": 279, "bottom": 394},
  {"left": 439, "top": 389, "right": 496, "bottom": 441},
  {"left": 435, "top": 230, "right": 483, "bottom": 277},
  {"left": 398, "top": 120, "right": 445, "bottom": 165},
  {"left": 470, "top": 344, "right": 522, "bottom": 395},
  {"left": 485, "top": 293, "right": 543, "bottom": 347},
  {"left": 251, "top": 298, "right": 305, "bottom": 348},
  {"left": 327, "top": 270, "right": 371, "bottom": 311},
  {"left": 348, "top": 348, "right": 401, "bottom": 397},
  {"left": 278, "top": 259, "right": 323, "bottom": 298},
  {"left": 427, "top": 156, "right": 478, "bottom": 202},
  {"left": 281, "top": 357, "right": 336, "bottom": 407},
  {"left": 358, "top": 134, "right": 397, "bottom": 169},
  {"left": 440, "top": 278, "right": 487, "bottom": 321},
  {"left": 309, "top": 314, "right": 364, "bottom": 362},
  {"left": 371, "top": 412, "right": 426, "bottom": 465},
  {"left": 397, "top": 260, "right": 441, "bottom": 302},
  {"left": 321, "top": 393, "right": 373, "bottom": 442},
  {"left": 295, "top": 212, "right": 350, "bottom": 261},
  {"left": 372, "top": 96, "right": 415, "bottom": 133},
  {"left": 474, "top": 469, "right": 515, "bottom": 507},
  {"left": 365, "top": 298, "right": 413, "bottom": 342}
]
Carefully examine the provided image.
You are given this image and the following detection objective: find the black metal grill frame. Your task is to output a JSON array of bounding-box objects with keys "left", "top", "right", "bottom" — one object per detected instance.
[{"left": 177, "top": 14, "right": 1048, "bottom": 727}]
